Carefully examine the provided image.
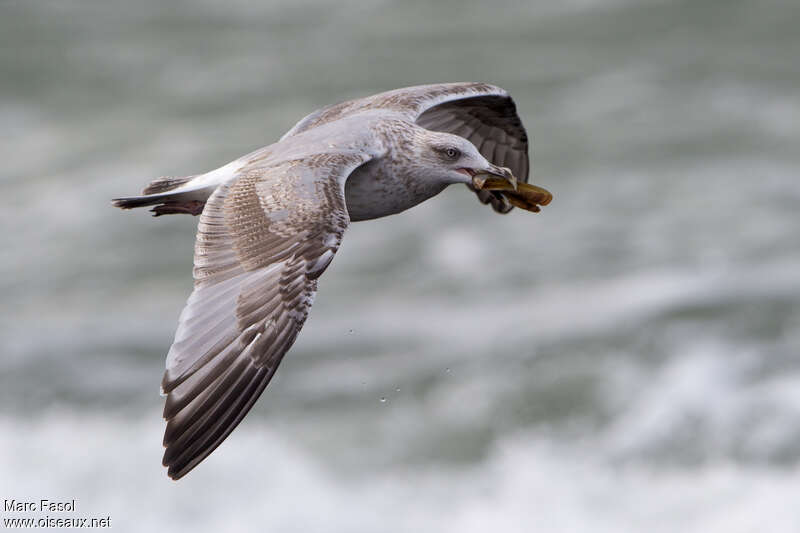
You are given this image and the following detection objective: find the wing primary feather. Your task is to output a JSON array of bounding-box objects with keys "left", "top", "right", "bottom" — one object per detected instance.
[
  {"left": 162, "top": 348, "right": 252, "bottom": 449},
  {"left": 162, "top": 339, "right": 243, "bottom": 419},
  {"left": 167, "top": 365, "right": 273, "bottom": 480}
]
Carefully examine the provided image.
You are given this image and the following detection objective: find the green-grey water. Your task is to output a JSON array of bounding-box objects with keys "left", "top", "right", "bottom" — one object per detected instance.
[{"left": 2, "top": 0, "right": 800, "bottom": 531}]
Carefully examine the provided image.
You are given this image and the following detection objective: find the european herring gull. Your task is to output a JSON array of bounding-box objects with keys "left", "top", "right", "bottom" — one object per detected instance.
[{"left": 113, "top": 82, "right": 552, "bottom": 479}]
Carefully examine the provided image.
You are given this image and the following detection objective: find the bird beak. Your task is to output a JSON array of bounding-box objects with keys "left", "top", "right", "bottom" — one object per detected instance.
[
  {"left": 471, "top": 166, "right": 552, "bottom": 213},
  {"left": 472, "top": 165, "right": 518, "bottom": 191}
]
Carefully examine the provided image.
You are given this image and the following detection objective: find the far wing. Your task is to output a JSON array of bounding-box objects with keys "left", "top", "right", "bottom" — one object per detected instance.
[
  {"left": 160, "top": 151, "right": 372, "bottom": 479},
  {"left": 282, "top": 83, "right": 530, "bottom": 213}
]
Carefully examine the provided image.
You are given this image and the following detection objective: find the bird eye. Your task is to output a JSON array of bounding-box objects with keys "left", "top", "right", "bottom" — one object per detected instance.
[{"left": 445, "top": 148, "right": 460, "bottom": 159}]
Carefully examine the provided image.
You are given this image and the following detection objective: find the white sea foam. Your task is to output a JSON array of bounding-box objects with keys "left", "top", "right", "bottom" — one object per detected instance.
[{"left": 2, "top": 411, "right": 800, "bottom": 533}]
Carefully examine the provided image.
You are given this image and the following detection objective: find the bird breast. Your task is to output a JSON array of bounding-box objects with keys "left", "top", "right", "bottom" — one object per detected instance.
[{"left": 344, "top": 158, "right": 448, "bottom": 222}]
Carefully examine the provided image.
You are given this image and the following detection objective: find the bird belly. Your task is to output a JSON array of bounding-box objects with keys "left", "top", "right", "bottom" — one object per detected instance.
[{"left": 344, "top": 163, "right": 446, "bottom": 222}]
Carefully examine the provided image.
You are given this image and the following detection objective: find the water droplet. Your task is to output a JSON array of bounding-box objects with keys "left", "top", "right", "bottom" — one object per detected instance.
[
  {"left": 445, "top": 367, "right": 451, "bottom": 373},
  {"left": 361, "top": 380, "right": 366, "bottom": 386},
  {"left": 379, "top": 397, "right": 387, "bottom": 403},
  {"left": 395, "top": 387, "right": 401, "bottom": 392},
  {"left": 348, "top": 329, "right": 354, "bottom": 335}
]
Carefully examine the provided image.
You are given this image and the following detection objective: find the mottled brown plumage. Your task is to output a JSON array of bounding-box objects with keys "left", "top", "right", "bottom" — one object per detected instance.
[{"left": 112, "top": 82, "right": 546, "bottom": 479}]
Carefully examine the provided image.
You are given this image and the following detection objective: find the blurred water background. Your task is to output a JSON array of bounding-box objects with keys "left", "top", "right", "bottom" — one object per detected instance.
[{"left": 2, "top": 0, "right": 800, "bottom": 531}]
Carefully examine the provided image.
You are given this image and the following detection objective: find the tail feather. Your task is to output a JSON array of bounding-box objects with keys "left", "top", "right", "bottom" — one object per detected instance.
[
  {"left": 142, "top": 175, "right": 196, "bottom": 195},
  {"left": 111, "top": 194, "right": 166, "bottom": 210},
  {"left": 113, "top": 161, "right": 241, "bottom": 217},
  {"left": 112, "top": 181, "right": 217, "bottom": 216}
]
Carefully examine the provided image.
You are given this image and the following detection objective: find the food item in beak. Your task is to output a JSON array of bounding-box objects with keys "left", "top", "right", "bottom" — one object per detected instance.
[
  {"left": 502, "top": 183, "right": 552, "bottom": 212},
  {"left": 472, "top": 175, "right": 552, "bottom": 213}
]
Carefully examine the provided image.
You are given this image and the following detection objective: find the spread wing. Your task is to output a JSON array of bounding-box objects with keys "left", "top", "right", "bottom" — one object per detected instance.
[
  {"left": 282, "top": 82, "right": 530, "bottom": 213},
  {"left": 160, "top": 150, "right": 372, "bottom": 480}
]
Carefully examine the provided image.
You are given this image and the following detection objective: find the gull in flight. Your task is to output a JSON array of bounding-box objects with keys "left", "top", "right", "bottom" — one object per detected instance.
[{"left": 113, "top": 82, "right": 552, "bottom": 479}]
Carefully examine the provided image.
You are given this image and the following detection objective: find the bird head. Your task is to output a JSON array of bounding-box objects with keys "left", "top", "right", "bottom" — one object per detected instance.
[
  {"left": 418, "top": 131, "right": 508, "bottom": 186},
  {"left": 420, "top": 131, "right": 552, "bottom": 213}
]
